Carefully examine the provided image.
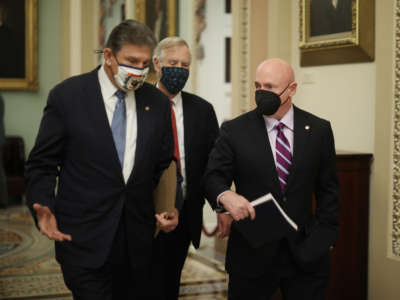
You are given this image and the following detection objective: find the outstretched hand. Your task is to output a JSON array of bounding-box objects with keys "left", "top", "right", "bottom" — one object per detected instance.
[
  {"left": 155, "top": 208, "right": 179, "bottom": 233},
  {"left": 33, "top": 203, "right": 72, "bottom": 242}
]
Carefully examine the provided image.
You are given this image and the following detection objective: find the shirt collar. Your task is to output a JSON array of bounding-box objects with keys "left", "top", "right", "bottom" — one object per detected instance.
[
  {"left": 155, "top": 82, "right": 182, "bottom": 105},
  {"left": 98, "top": 64, "right": 118, "bottom": 101},
  {"left": 264, "top": 105, "right": 294, "bottom": 133},
  {"left": 170, "top": 91, "right": 182, "bottom": 106}
]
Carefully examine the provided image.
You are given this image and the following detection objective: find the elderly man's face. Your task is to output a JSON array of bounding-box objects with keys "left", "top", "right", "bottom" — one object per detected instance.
[{"left": 156, "top": 45, "right": 191, "bottom": 72}]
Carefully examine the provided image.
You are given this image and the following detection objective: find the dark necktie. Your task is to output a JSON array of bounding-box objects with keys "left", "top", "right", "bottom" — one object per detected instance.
[
  {"left": 275, "top": 122, "right": 292, "bottom": 192},
  {"left": 111, "top": 90, "right": 126, "bottom": 166}
]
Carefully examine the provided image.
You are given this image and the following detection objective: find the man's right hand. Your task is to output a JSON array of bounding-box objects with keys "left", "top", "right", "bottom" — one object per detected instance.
[
  {"left": 33, "top": 203, "right": 72, "bottom": 242},
  {"left": 217, "top": 213, "right": 233, "bottom": 238},
  {"left": 219, "top": 191, "right": 255, "bottom": 221}
]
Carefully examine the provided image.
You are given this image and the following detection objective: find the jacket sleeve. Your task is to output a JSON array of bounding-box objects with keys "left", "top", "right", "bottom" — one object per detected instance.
[
  {"left": 314, "top": 121, "right": 340, "bottom": 235},
  {"left": 206, "top": 104, "right": 220, "bottom": 156},
  {"left": 204, "top": 122, "right": 235, "bottom": 210},
  {"left": 25, "top": 88, "right": 66, "bottom": 216},
  {"left": 294, "top": 121, "right": 340, "bottom": 265}
]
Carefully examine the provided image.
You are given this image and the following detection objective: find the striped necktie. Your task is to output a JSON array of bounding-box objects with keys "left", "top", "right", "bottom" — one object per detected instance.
[
  {"left": 275, "top": 122, "right": 292, "bottom": 192},
  {"left": 111, "top": 90, "right": 126, "bottom": 166}
]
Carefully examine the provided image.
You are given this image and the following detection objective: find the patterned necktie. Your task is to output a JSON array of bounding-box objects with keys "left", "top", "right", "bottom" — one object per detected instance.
[
  {"left": 170, "top": 101, "right": 181, "bottom": 171},
  {"left": 111, "top": 90, "right": 126, "bottom": 166},
  {"left": 275, "top": 122, "right": 292, "bottom": 192}
]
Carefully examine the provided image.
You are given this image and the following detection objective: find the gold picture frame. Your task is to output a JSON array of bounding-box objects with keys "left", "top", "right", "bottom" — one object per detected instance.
[
  {"left": 0, "top": 0, "right": 38, "bottom": 91},
  {"left": 134, "top": 0, "right": 178, "bottom": 82},
  {"left": 134, "top": 0, "right": 178, "bottom": 41},
  {"left": 299, "top": 0, "right": 374, "bottom": 66}
]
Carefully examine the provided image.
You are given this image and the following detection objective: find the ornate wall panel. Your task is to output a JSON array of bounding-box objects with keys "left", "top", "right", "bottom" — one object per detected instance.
[
  {"left": 238, "top": 0, "right": 251, "bottom": 114},
  {"left": 392, "top": 0, "right": 400, "bottom": 257}
]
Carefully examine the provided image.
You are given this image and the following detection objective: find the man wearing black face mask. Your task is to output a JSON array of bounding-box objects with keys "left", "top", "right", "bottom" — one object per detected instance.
[
  {"left": 25, "top": 20, "right": 179, "bottom": 300},
  {"left": 204, "top": 58, "right": 339, "bottom": 300},
  {"left": 152, "top": 37, "right": 220, "bottom": 300}
]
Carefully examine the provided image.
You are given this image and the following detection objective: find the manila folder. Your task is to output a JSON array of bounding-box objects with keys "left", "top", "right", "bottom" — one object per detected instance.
[{"left": 153, "top": 160, "right": 177, "bottom": 237}]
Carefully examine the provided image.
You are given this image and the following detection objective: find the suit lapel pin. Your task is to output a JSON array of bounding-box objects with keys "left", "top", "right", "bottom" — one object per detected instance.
[
  {"left": 305, "top": 125, "right": 310, "bottom": 130},
  {"left": 145, "top": 106, "right": 150, "bottom": 111}
]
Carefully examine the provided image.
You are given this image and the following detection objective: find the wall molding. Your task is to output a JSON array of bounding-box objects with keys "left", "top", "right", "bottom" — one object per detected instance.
[
  {"left": 392, "top": 0, "right": 400, "bottom": 257},
  {"left": 238, "top": 0, "right": 251, "bottom": 114},
  {"left": 231, "top": 0, "right": 251, "bottom": 117}
]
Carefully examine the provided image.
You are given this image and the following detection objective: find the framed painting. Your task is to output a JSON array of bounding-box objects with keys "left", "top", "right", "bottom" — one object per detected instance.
[
  {"left": 299, "top": 0, "right": 375, "bottom": 66},
  {"left": 134, "top": 0, "right": 178, "bottom": 42},
  {"left": 0, "top": 0, "right": 38, "bottom": 91}
]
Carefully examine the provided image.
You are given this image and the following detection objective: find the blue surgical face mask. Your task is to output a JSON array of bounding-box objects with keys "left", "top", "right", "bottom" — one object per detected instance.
[{"left": 160, "top": 67, "right": 189, "bottom": 95}]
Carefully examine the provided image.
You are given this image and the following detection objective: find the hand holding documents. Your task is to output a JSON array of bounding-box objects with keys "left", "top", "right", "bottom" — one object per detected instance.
[
  {"left": 231, "top": 193, "right": 298, "bottom": 248},
  {"left": 153, "top": 161, "right": 177, "bottom": 237}
]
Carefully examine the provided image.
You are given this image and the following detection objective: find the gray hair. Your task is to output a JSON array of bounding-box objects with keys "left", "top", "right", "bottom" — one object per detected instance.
[
  {"left": 105, "top": 19, "right": 156, "bottom": 54},
  {"left": 153, "top": 37, "right": 190, "bottom": 61}
]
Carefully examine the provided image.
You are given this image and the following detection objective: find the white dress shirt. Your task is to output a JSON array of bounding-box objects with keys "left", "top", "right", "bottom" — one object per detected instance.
[
  {"left": 263, "top": 105, "right": 294, "bottom": 165},
  {"left": 170, "top": 92, "right": 187, "bottom": 198},
  {"left": 98, "top": 65, "right": 137, "bottom": 183}
]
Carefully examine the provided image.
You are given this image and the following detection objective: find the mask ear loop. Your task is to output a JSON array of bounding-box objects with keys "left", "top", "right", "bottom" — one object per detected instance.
[
  {"left": 278, "top": 82, "right": 293, "bottom": 107},
  {"left": 278, "top": 82, "right": 292, "bottom": 96}
]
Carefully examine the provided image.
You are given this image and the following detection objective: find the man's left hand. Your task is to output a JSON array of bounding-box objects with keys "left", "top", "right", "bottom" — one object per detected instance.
[{"left": 155, "top": 208, "right": 179, "bottom": 233}]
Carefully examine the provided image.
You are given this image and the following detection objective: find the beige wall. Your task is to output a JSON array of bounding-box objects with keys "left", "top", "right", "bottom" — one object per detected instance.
[
  {"left": 262, "top": 0, "right": 400, "bottom": 299},
  {"left": 60, "top": 0, "right": 99, "bottom": 80},
  {"left": 290, "top": 3, "right": 376, "bottom": 153}
]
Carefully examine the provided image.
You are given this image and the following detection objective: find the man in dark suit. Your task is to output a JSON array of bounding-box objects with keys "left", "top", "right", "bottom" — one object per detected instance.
[
  {"left": 204, "top": 58, "right": 339, "bottom": 300},
  {"left": 25, "top": 20, "right": 179, "bottom": 300},
  {"left": 152, "top": 36, "right": 219, "bottom": 300}
]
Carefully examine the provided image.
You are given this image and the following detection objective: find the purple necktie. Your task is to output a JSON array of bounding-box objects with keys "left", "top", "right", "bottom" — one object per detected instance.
[{"left": 275, "top": 122, "right": 292, "bottom": 192}]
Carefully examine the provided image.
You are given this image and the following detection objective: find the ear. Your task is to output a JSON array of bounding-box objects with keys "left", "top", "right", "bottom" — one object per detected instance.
[
  {"left": 289, "top": 82, "right": 297, "bottom": 97},
  {"left": 103, "top": 48, "right": 113, "bottom": 66},
  {"left": 153, "top": 57, "right": 162, "bottom": 74}
]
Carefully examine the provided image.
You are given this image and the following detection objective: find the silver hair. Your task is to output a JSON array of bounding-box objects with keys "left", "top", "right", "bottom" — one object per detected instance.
[{"left": 153, "top": 36, "right": 190, "bottom": 62}]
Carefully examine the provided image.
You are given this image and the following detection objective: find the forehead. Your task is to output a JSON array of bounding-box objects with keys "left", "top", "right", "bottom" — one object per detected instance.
[
  {"left": 162, "top": 45, "right": 190, "bottom": 61},
  {"left": 255, "top": 63, "right": 290, "bottom": 86},
  {"left": 117, "top": 43, "right": 152, "bottom": 59}
]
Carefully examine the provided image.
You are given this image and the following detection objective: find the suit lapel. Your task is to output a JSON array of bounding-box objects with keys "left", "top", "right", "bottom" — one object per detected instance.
[
  {"left": 83, "top": 68, "right": 124, "bottom": 182},
  {"left": 285, "top": 106, "right": 310, "bottom": 191},
  {"left": 248, "top": 110, "right": 282, "bottom": 198},
  {"left": 182, "top": 93, "right": 195, "bottom": 177}
]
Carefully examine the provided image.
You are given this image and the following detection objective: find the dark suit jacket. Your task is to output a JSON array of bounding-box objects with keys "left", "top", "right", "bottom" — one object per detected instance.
[
  {"left": 205, "top": 106, "right": 339, "bottom": 277},
  {"left": 180, "top": 91, "right": 219, "bottom": 248},
  {"left": 25, "top": 67, "right": 174, "bottom": 270}
]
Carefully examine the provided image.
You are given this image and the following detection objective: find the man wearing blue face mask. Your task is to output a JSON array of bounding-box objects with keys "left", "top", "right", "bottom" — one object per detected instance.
[
  {"left": 25, "top": 20, "right": 179, "bottom": 300},
  {"left": 151, "top": 37, "right": 220, "bottom": 300}
]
